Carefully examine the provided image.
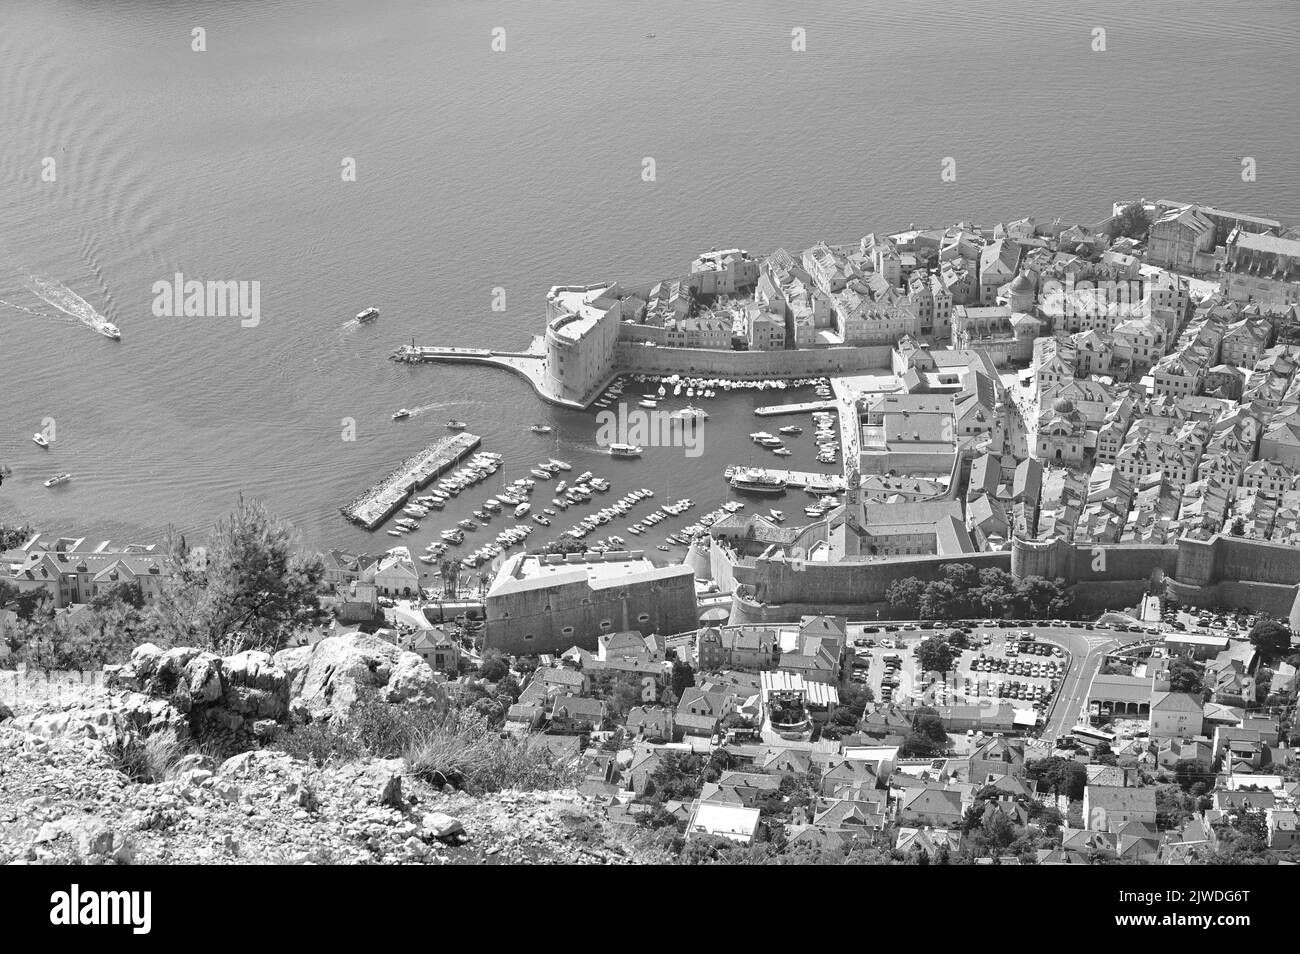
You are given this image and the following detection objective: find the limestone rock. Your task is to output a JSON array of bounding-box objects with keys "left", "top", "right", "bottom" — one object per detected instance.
[{"left": 273, "top": 633, "right": 445, "bottom": 722}]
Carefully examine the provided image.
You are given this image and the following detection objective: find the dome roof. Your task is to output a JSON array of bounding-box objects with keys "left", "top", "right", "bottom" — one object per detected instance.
[
  {"left": 1009, "top": 270, "right": 1034, "bottom": 293},
  {"left": 1051, "top": 396, "right": 1076, "bottom": 414}
]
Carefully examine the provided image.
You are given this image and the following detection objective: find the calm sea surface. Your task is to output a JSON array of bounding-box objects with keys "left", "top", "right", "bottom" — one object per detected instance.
[{"left": 2, "top": 0, "right": 1298, "bottom": 566}]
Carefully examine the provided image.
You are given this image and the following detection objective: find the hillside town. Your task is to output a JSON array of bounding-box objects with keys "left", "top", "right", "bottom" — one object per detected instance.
[{"left": 4, "top": 197, "right": 1300, "bottom": 867}]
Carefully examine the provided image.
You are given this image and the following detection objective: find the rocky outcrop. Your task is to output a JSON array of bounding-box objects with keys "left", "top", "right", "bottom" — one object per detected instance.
[
  {"left": 98, "top": 634, "right": 443, "bottom": 745},
  {"left": 0, "top": 721, "right": 623, "bottom": 865},
  {"left": 273, "top": 633, "right": 446, "bottom": 723}
]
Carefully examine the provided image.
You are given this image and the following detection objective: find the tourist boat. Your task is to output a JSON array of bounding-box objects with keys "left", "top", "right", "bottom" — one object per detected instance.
[
  {"left": 670, "top": 405, "right": 709, "bottom": 423},
  {"left": 43, "top": 473, "right": 72, "bottom": 488},
  {"left": 445, "top": 420, "right": 467, "bottom": 430},
  {"left": 530, "top": 424, "right": 552, "bottom": 434},
  {"left": 32, "top": 433, "right": 49, "bottom": 447},
  {"left": 356, "top": 307, "right": 379, "bottom": 323},
  {"left": 392, "top": 408, "right": 411, "bottom": 420},
  {"left": 514, "top": 502, "right": 531, "bottom": 518},
  {"left": 609, "top": 443, "right": 643, "bottom": 458},
  {"left": 778, "top": 425, "right": 803, "bottom": 435},
  {"left": 99, "top": 323, "right": 121, "bottom": 341},
  {"left": 730, "top": 470, "right": 786, "bottom": 495}
]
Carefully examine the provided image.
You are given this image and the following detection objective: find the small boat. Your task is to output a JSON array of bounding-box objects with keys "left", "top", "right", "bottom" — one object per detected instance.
[
  {"left": 445, "top": 420, "right": 467, "bottom": 430},
  {"left": 99, "top": 323, "right": 121, "bottom": 341},
  {"left": 657, "top": 545, "right": 670, "bottom": 551},
  {"left": 638, "top": 399, "right": 657, "bottom": 409},
  {"left": 773, "top": 447, "right": 792, "bottom": 456},
  {"left": 386, "top": 530, "right": 404, "bottom": 537},
  {"left": 356, "top": 307, "right": 379, "bottom": 323},
  {"left": 514, "top": 502, "right": 531, "bottom": 518},
  {"left": 778, "top": 425, "right": 803, "bottom": 435},
  {"left": 530, "top": 468, "right": 552, "bottom": 479},
  {"left": 392, "top": 408, "right": 411, "bottom": 420},
  {"left": 530, "top": 424, "right": 552, "bottom": 434},
  {"left": 532, "top": 514, "right": 551, "bottom": 526},
  {"left": 549, "top": 459, "right": 572, "bottom": 471},
  {"left": 32, "top": 433, "right": 49, "bottom": 448},
  {"left": 43, "top": 473, "right": 71, "bottom": 488},
  {"left": 458, "top": 519, "right": 477, "bottom": 530}
]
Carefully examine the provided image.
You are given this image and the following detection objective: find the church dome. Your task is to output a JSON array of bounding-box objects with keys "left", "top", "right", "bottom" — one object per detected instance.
[
  {"left": 1051, "top": 396, "right": 1076, "bottom": 415},
  {"left": 1009, "top": 270, "right": 1034, "bottom": 293}
]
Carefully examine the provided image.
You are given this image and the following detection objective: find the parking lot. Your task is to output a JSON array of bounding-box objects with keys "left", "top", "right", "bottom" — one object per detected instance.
[{"left": 851, "top": 624, "right": 1065, "bottom": 710}]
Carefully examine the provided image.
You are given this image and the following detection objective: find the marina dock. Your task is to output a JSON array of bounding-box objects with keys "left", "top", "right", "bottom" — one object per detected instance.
[
  {"left": 341, "top": 432, "right": 482, "bottom": 530},
  {"left": 724, "top": 466, "right": 846, "bottom": 493},
  {"left": 752, "top": 400, "right": 836, "bottom": 417}
]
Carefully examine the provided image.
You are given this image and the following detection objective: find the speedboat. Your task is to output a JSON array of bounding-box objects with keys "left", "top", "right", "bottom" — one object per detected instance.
[
  {"left": 392, "top": 408, "right": 411, "bottom": 420},
  {"left": 778, "top": 425, "right": 803, "bottom": 435},
  {"left": 514, "top": 502, "right": 531, "bottom": 518},
  {"left": 356, "top": 307, "right": 379, "bottom": 323},
  {"left": 99, "top": 323, "right": 121, "bottom": 340},
  {"left": 43, "top": 473, "right": 71, "bottom": 488},
  {"left": 530, "top": 424, "right": 552, "bottom": 434},
  {"left": 772, "top": 447, "right": 792, "bottom": 456},
  {"left": 549, "top": 459, "right": 572, "bottom": 471},
  {"left": 32, "top": 433, "right": 49, "bottom": 448},
  {"left": 445, "top": 420, "right": 467, "bottom": 430}
]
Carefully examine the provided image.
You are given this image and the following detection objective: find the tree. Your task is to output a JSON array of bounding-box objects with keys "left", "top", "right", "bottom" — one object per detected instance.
[
  {"left": 146, "top": 496, "right": 325, "bottom": 654},
  {"left": 478, "top": 649, "right": 510, "bottom": 681},
  {"left": 886, "top": 577, "right": 926, "bottom": 617},
  {"left": 916, "top": 638, "right": 955, "bottom": 674},
  {"left": 1112, "top": 202, "right": 1152, "bottom": 241},
  {"left": 670, "top": 659, "right": 695, "bottom": 699},
  {"left": 1248, "top": 618, "right": 1294, "bottom": 662},
  {"left": 1026, "top": 755, "right": 1087, "bottom": 801},
  {"left": 0, "top": 524, "right": 33, "bottom": 553},
  {"left": 1166, "top": 656, "right": 1205, "bottom": 695}
]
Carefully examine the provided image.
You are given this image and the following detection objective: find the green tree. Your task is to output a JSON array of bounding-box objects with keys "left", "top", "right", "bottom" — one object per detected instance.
[{"left": 478, "top": 649, "right": 510, "bottom": 681}]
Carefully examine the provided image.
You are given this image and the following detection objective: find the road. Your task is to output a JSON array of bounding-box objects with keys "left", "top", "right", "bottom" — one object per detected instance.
[{"left": 845, "top": 621, "right": 1151, "bottom": 739}]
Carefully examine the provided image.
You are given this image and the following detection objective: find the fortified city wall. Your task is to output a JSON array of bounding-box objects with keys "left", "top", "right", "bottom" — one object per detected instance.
[{"left": 716, "top": 532, "right": 1300, "bottom": 624}]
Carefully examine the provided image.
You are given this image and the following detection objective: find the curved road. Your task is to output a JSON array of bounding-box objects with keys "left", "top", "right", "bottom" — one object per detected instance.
[{"left": 846, "top": 621, "right": 1151, "bottom": 739}]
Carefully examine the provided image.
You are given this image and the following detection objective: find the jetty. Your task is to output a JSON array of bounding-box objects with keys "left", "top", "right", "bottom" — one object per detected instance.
[
  {"left": 724, "top": 466, "right": 846, "bottom": 494},
  {"left": 753, "top": 400, "right": 837, "bottom": 417},
  {"left": 342, "top": 432, "right": 482, "bottom": 530}
]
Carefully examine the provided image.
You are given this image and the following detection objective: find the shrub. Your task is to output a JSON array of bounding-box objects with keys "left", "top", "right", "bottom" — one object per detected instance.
[
  {"left": 403, "top": 709, "right": 578, "bottom": 793},
  {"left": 105, "top": 729, "right": 185, "bottom": 783}
]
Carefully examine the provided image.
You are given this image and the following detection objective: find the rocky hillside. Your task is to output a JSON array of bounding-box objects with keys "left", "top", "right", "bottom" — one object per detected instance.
[{"left": 0, "top": 634, "right": 633, "bottom": 866}]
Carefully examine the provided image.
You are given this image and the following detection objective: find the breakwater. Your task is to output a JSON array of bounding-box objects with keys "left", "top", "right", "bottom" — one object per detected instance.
[{"left": 341, "top": 432, "right": 481, "bottom": 530}]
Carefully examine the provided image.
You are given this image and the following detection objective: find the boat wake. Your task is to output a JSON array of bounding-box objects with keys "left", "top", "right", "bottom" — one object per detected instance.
[
  {"left": 21, "top": 272, "right": 116, "bottom": 335},
  {"left": 0, "top": 296, "right": 75, "bottom": 323}
]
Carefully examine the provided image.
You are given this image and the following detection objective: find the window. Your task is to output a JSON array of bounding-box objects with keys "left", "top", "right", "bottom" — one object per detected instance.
[
  {"left": 524, "top": 634, "right": 534, "bottom": 641},
  {"left": 600, "top": 619, "right": 613, "bottom": 630},
  {"left": 638, "top": 613, "right": 650, "bottom": 623},
  {"left": 562, "top": 626, "right": 574, "bottom": 636}
]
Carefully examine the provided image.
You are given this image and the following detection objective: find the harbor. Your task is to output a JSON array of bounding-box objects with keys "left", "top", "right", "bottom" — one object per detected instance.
[{"left": 341, "top": 432, "right": 482, "bottom": 530}]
